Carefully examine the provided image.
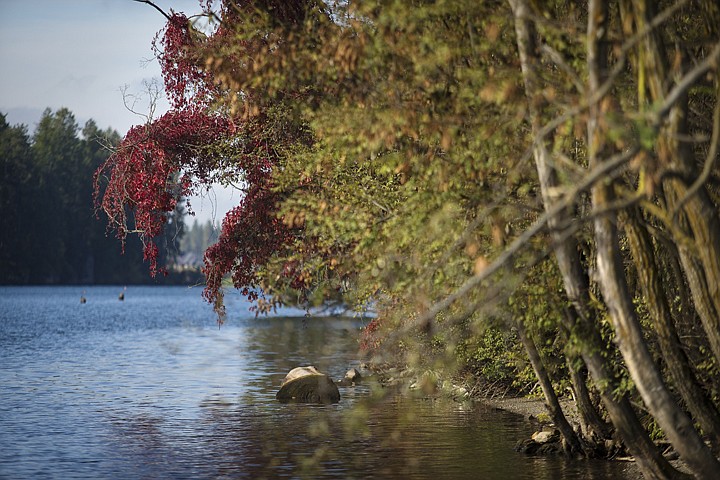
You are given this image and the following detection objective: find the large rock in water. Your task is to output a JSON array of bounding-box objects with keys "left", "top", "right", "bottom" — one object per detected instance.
[{"left": 276, "top": 366, "right": 340, "bottom": 404}]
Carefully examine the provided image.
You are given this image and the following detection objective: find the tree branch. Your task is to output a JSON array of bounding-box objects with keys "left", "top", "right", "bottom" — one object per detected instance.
[
  {"left": 671, "top": 79, "right": 720, "bottom": 219},
  {"left": 396, "top": 146, "right": 639, "bottom": 336},
  {"left": 132, "top": 0, "right": 171, "bottom": 21},
  {"left": 653, "top": 40, "right": 720, "bottom": 124}
]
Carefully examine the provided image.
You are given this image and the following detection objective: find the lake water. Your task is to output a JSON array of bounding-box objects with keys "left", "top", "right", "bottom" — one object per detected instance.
[{"left": 0, "top": 286, "right": 638, "bottom": 479}]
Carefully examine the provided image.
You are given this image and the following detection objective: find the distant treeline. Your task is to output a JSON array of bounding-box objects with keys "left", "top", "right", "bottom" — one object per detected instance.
[
  {"left": 0, "top": 108, "right": 197, "bottom": 285},
  {"left": 176, "top": 218, "right": 219, "bottom": 268}
]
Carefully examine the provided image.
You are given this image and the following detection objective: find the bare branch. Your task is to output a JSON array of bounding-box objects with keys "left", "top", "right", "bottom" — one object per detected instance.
[
  {"left": 671, "top": 79, "right": 720, "bottom": 219},
  {"left": 132, "top": 0, "right": 171, "bottom": 21},
  {"left": 119, "top": 79, "right": 163, "bottom": 126},
  {"left": 540, "top": 44, "right": 585, "bottom": 94},
  {"left": 397, "top": 146, "right": 638, "bottom": 335},
  {"left": 654, "top": 40, "right": 720, "bottom": 123}
]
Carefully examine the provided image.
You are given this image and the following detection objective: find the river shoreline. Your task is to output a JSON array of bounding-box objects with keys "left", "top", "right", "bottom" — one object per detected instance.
[{"left": 363, "top": 362, "right": 697, "bottom": 478}]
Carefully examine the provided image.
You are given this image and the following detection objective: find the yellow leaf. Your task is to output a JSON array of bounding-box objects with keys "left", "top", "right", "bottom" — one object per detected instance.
[{"left": 474, "top": 256, "right": 488, "bottom": 275}]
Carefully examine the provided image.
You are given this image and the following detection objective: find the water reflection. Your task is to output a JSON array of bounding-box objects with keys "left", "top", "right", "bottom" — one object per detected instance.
[{"left": 0, "top": 286, "right": 638, "bottom": 479}]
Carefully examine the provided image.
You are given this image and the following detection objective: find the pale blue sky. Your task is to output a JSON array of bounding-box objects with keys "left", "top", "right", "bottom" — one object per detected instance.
[
  {"left": 0, "top": 0, "right": 203, "bottom": 133},
  {"left": 0, "top": 0, "right": 236, "bottom": 223}
]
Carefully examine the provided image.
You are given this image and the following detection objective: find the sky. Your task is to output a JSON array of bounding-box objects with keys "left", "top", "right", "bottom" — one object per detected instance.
[{"left": 0, "top": 0, "right": 237, "bottom": 224}]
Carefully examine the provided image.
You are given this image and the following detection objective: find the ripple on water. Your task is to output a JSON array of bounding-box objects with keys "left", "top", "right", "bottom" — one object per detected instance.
[{"left": 1, "top": 286, "right": 638, "bottom": 479}]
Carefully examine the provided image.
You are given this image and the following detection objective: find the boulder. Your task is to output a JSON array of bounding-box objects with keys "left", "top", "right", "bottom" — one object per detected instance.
[
  {"left": 336, "top": 367, "right": 362, "bottom": 386},
  {"left": 345, "top": 367, "right": 362, "bottom": 383},
  {"left": 514, "top": 437, "right": 564, "bottom": 456},
  {"left": 514, "top": 438, "right": 541, "bottom": 454},
  {"left": 276, "top": 366, "right": 340, "bottom": 404},
  {"left": 515, "top": 429, "right": 563, "bottom": 456},
  {"left": 532, "top": 429, "right": 560, "bottom": 444}
]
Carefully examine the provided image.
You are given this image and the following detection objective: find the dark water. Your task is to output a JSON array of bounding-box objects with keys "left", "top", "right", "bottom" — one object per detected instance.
[{"left": 0, "top": 286, "right": 638, "bottom": 479}]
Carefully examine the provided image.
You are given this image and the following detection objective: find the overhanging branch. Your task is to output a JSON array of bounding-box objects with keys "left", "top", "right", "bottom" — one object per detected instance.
[
  {"left": 132, "top": 0, "right": 172, "bottom": 21},
  {"left": 396, "top": 146, "right": 639, "bottom": 336}
]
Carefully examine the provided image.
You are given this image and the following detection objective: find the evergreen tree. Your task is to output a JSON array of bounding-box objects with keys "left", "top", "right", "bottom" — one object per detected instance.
[
  {"left": 0, "top": 114, "right": 34, "bottom": 282},
  {"left": 0, "top": 108, "right": 186, "bottom": 285}
]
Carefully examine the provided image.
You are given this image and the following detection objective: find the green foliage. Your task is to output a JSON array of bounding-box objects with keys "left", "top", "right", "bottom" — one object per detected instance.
[
  {"left": 456, "top": 327, "right": 526, "bottom": 385},
  {"left": 186, "top": 0, "right": 577, "bottom": 395}
]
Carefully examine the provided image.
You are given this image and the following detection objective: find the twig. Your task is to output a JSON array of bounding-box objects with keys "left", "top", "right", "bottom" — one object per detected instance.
[
  {"left": 540, "top": 44, "right": 585, "bottom": 94},
  {"left": 395, "top": 146, "right": 638, "bottom": 337},
  {"left": 653, "top": 41, "right": 720, "bottom": 124},
  {"left": 132, "top": 0, "right": 171, "bottom": 21},
  {"left": 671, "top": 80, "right": 720, "bottom": 219}
]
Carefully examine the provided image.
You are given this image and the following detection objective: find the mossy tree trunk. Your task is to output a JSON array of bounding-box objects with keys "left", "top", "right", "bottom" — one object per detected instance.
[
  {"left": 590, "top": 2, "right": 720, "bottom": 477},
  {"left": 509, "top": 2, "right": 684, "bottom": 477},
  {"left": 592, "top": 182, "right": 718, "bottom": 478},
  {"left": 516, "top": 319, "right": 583, "bottom": 455},
  {"left": 618, "top": 0, "right": 720, "bottom": 368},
  {"left": 624, "top": 208, "right": 720, "bottom": 452}
]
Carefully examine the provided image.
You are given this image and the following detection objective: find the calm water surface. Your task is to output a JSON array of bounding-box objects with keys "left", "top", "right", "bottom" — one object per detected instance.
[{"left": 0, "top": 286, "right": 638, "bottom": 479}]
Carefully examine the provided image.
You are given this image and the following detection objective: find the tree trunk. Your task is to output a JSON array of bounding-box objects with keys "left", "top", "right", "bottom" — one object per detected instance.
[
  {"left": 653, "top": 230, "right": 720, "bottom": 395},
  {"left": 592, "top": 182, "right": 720, "bottom": 479},
  {"left": 589, "top": 2, "right": 720, "bottom": 476},
  {"left": 624, "top": 208, "right": 720, "bottom": 451},
  {"left": 561, "top": 310, "right": 612, "bottom": 442},
  {"left": 509, "top": 1, "right": 685, "bottom": 477},
  {"left": 619, "top": 0, "right": 720, "bottom": 367},
  {"left": 654, "top": 227, "right": 699, "bottom": 332},
  {"left": 516, "top": 319, "right": 583, "bottom": 455},
  {"left": 664, "top": 181, "right": 720, "bottom": 366}
]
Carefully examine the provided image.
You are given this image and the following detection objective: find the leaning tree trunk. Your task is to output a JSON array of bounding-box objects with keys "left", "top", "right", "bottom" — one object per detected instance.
[
  {"left": 619, "top": 0, "right": 720, "bottom": 368},
  {"left": 592, "top": 184, "right": 720, "bottom": 479},
  {"left": 673, "top": 188, "right": 720, "bottom": 344},
  {"left": 565, "top": 358, "right": 606, "bottom": 441},
  {"left": 624, "top": 208, "right": 720, "bottom": 451},
  {"left": 560, "top": 317, "right": 611, "bottom": 442},
  {"left": 653, "top": 225, "right": 720, "bottom": 395},
  {"left": 588, "top": 2, "right": 720, "bottom": 477},
  {"left": 516, "top": 319, "right": 583, "bottom": 455},
  {"left": 663, "top": 182, "right": 720, "bottom": 366},
  {"left": 509, "top": 1, "right": 685, "bottom": 477}
]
